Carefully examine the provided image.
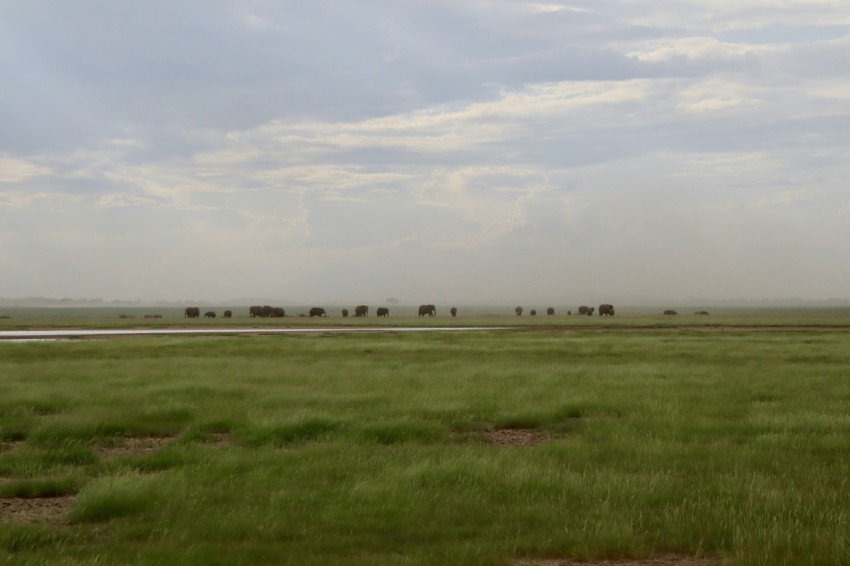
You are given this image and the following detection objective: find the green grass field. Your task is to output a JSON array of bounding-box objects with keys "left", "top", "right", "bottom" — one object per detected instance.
[
  {"left": 2, "top": 314, "right": 850, "bottom": 564},
  {"left": 3, "top": 305, "right": 850, "bottom": 330}
]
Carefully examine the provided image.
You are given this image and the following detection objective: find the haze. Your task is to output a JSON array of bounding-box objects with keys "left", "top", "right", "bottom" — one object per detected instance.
[{"left": 2, "top": 1, "right": 849, "bottom": 306}]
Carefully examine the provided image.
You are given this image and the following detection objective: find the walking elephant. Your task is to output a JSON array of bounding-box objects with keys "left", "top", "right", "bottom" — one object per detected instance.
[
  {"left": 204, "top": 311, "right": 216, "bottom": 318},
  {"left": 598, "top": 304, "right": 615, "bottom": 317},
  {"left": 309, "top": 307, "right": 327, "bottom": 318},
  {"left": 418, "top": 304, "right": 436, "bottom": 317},
  {"left": 184, "top": 307, "right": 200, "bottom": 319},
  {"left": 355, "top": 305, "right": 369, "bottom": 317},
  {"left": 376, "top": 307, "right": 389, "bottom": 317}
]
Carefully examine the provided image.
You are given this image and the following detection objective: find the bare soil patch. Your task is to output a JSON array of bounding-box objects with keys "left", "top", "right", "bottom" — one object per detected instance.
[
  {"left": 0, "top": 495, "right": 75, "bottom": 524},
  {"left": 94, "top": 436, "right": 173, "bottom": 459},
  {"left": 484, "top": 428, "right": 549, "bottom": 447},
  {"left": 0, "top": 440, "right": 24, "bottom": 453},
  {"left": 514, "top": 554, "right": 719, "bottom": 565},
  {"left": 205, "top": 432, "right": 236, "bottom": 447}
]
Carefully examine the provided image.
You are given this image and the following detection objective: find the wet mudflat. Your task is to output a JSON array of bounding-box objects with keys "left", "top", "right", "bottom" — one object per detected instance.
[{"left": 0, "top": 326, "right": 512, "bottom": 340}]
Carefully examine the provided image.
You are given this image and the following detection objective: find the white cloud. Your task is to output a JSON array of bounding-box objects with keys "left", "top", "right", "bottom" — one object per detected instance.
[
  {"left": 95, "top": 194, "right": 160, "bottom": 208},
  {"left": 676, "top": 78, "right": 764, "bottom": 112},
  {"left": 625, "top": 36, "right": 782, "bottom": 62},
  {"left": 0, "top": 156, "right": 51, "bottom": 183}
]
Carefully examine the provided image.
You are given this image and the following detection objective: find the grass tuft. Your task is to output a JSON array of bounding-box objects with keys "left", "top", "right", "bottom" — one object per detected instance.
[
  {"left": 68, "top": 474, "right": 159, "bottom": 523},
  {"left": 240, "top": 416, "right": 342, "bottom": 447},
  {"left": 358, "top": 420, "right": 445, "bottom": 445},
  {"left": 0, "top": 524, "right": 69, "bottom": 554},
  {"left": 105, "top": 449, "right": 188, "bottom": 474},
  {"left": 0, "top": 476, "right": 82, "bottom": 498}
]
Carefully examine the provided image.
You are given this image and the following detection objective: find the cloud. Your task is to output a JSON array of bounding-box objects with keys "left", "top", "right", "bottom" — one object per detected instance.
[
  {"left": 0, "top": 156, "right": 51, "bottom": 183},
  {"left": 626, "top": 36, "right": 782, "bottom": 62},
  {"left": 2, "top": 1, "right": 850, "bottom": 302}
]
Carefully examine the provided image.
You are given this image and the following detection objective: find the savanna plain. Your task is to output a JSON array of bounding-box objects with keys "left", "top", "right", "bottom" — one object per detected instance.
[{"left": 2, "top": 309, "right": 850, "bottom": 565}]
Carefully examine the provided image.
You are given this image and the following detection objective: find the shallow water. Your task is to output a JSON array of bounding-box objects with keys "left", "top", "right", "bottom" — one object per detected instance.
[{"left": 0, "top": 327, "right": 511, "bottom": 341}]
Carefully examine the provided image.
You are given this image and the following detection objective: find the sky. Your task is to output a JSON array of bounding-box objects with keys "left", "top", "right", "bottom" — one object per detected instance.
[{"left": 2, "top": 0, "right": 850, "bottom": 305}]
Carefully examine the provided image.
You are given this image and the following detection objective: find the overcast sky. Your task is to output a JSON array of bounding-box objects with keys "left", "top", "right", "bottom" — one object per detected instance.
[{"left": 2, "top": 1, "right": 850, "bottom": 305}]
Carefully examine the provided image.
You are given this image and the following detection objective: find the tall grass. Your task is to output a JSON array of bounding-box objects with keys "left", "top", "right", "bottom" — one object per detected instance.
[{"left": 1, "top": 330, "right": 850, "bottom": 563}]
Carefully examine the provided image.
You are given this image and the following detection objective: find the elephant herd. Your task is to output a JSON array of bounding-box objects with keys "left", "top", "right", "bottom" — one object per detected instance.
[
  {"left": 514, "top": 304, "right": 615, "bottom": 317},
  {"left": 180, "top": 303, "right": 645, "bottom": 320},
  {"left": 249, "top": 306, "right": 285, "bottom": 318},
  {"left": 184, "top": 307, "right": 234, "bottom": 319}
]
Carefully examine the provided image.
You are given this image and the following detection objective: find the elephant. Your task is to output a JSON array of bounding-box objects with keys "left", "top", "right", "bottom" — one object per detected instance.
[
  {"left": 663, "top": 309, "right": 678, "bottom": 315},
  {"left": 184, "top": 307, "right": 200, "bottom": 318},
  {"left": 271, "top": 307, "right": 285, "bottom": 318},
  {"left": 223, "top": 310, "right": 232, "bottom": 318},
  {"left": 695, "top": 310, "right": 710, "bottom": 315},
  {"left": 578, "top": 306, "right": 590, "bottom": 315},
  {"left": 450, "top": 307, "right": 457, "bottom": 317},
  {"left": 355, "top": 305, "right": 369, "bottom": 317},
  {"left": 586, "top": 307, "right": 595, "bottom": 316},
  {"left": 547, "top": 307, "right": 555, "bottom": 316},
  {"left": 249, "top": 306, "right": 262, "bottom": 318},
  {"left": 342, "top": 309, "right": 349, "bottom": 317},
  {"left": 376, "top": 307, "right": 389, "bottom": 317},
  {"left": 309, "top": 307, "right": 326, "bottom": 318},
  {"left": 567, "top": 310, "right": 572, "bottom": 315},
  {"left": 598, "top": 304, "right": 615, "bottom": 317},
  {"left": 204, "top": 311, "right": 216, "bottom": 318},
  {"left": 530, "top": 309, "right": 537, "bottom": 316},
  {"left": 515, "top": 306, "right": 523, "bottom": 316},
  {"left": 418, "top": 304, "right": 436, "bottom": 317}
]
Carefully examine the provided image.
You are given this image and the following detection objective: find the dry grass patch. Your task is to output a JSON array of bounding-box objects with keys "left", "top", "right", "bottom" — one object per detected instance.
[
  {"left": 0, "top": 496, "right": 75, "bottom": 525},
  {"left": 94, "top": 436, "right": 173, "bottom": 459},
  {"left": 484, "top": 428, "right": 550, "bottom": 447},
  {"left": 205, "top": 432, "right": 236, "bottom": 447},
  {"left": 0, "top": 441, "right": 25, "bottom": 453}
]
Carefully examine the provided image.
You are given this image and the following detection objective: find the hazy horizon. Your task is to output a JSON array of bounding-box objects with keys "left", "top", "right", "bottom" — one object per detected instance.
[
  {"left": 3, "top": 294, "right": 850, "bottom": 310},
  {"left": 3, "top": 2, "right": 849, "bottom": 304}
]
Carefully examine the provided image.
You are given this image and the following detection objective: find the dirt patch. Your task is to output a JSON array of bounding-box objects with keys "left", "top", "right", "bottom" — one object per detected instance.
[
  {"left": 0, "top": 495, "right": 75, "bottom": 524},
  {"left": 513, "top": 554, "right": 719, "bottom": 565},
  {"left": 484, "top": 428, "right": 550, "bottom": 447},
  {"left": 94, "top": 436, "right": 173, "bottom": 459},
  {"left": 0, "top": 440, "right": 24, "bottom": 453},
  {"left": 205, "top": 432, "right": 236, "bottom": 447}
]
